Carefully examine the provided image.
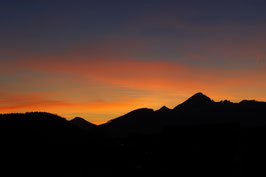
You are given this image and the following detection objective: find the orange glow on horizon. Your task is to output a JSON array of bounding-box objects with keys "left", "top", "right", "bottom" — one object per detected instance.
[{"left": 0, "top": 58, "right": 265, "bottom": 124}]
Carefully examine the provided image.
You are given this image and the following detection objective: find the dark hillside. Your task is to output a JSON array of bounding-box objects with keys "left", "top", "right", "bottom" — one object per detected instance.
[{"left": 1, "top": 93, "right": 266, "bottom": 177}]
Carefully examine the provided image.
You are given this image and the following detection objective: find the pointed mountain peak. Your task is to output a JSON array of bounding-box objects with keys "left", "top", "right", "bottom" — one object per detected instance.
[
  {"left": 174, "top": 92, "right": 213, "bottom": 110},
  {"left": 186, "top": 92, "right": 212, "bottom": 103},
  {"left": 157, "top": 106, "right": 171, "bottom": 112}
]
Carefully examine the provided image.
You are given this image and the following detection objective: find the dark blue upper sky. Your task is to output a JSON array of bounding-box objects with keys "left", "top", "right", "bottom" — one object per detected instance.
[{"left": 1, "top": 0, "right": 266, "bottom": 65}]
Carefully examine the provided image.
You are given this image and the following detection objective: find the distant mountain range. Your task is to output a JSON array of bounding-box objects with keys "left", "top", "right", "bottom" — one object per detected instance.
[
  {"left": 96, "top": 92, "right": 266, "bottom": 136},
  {"left": 1, "top": 92, "right": 266, "bottom": 177},
  {"left": 1, "top": 92, "right": 265, "bottom": 136}
]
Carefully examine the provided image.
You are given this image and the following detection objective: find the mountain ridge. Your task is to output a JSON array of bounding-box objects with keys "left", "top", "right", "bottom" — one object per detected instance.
[
  {"left": 1, "top": 93, "right": 266, "bottom": 134},
  {"left": 1, "top": 93, "right": 266, "bottom": 176},
  {"left": 98, "top": 92, "right": 266, "bottom": 136}
]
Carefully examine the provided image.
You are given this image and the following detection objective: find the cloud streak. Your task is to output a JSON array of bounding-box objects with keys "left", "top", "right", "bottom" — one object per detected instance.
[{"left": 1, "top": 47, "right": 266, "bottom": 124}]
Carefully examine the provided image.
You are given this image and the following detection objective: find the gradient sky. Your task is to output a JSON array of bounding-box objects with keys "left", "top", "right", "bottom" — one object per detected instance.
[{"left": 1, "top": 0, "right": 266, "bottom": 124}]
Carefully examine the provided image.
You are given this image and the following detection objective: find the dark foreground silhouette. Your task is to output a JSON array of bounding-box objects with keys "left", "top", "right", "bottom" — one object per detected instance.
[{"left": 1, "top": 93, "right": 266, "bottom": 177}]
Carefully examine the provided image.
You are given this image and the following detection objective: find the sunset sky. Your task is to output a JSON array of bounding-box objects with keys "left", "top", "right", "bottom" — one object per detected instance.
[{"left": 1, "top": 0, "right": 266, "bottom": 124}]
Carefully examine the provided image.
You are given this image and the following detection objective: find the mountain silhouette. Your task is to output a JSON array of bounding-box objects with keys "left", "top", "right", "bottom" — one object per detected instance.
[
  {"left": 0, "top": 112, "right": 82, "bottom": 144},
  {"left": 70, "top": 117, "right": 96, "bottom": 130},
  {"left": 173, "top": 92, "right": 214, "bottom": 110},
  {"left": 106, "top": 108, "right": 154, "bottom": 123},
  {"left": 156, "top": 106, "right": 171, "bottom": 112},
  {"left": 100, "top": 108, "right": 156, "bottom": 136},
  {"left": 1, "top": 93, "right": 266, "bottom": 177},
  {"left": 99, "top": 92, "right": 266, "bottom": 136}
]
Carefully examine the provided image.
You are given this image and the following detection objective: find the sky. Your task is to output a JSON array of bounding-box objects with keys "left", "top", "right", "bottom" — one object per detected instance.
[{"left": 0, "top": 0, "right": 266, "bottom": 124}]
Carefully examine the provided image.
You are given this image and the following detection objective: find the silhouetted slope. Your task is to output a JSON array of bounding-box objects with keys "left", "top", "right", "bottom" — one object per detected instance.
[
  {"left": 173, "top": 92, "right": 214, "bottom": 110},
  {"left": 100, "top": 93, "right": 266, "bottom": 136},
  {"left": 70, "top": 117, "right": 97, "bottom": 130},
  {"left": 0, "top": 112, "right": 82, "bottom": 144},
  {"left": 0, "top": 112, "right": 92, "bottom": 177},
  {"left": 171, "top": 94, "right": 266, "bottom": 126},
  {"left": 1, "top": 93, "right": 266, "bottom": 177},
  {"left": 100, "top": 108, "right": 156, "bottom": 136},
  {"left": 106, "top": 108, "right": 154, "bottom": 123}
]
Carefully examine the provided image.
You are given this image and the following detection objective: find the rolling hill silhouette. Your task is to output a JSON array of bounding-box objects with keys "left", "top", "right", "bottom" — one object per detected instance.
[
  {"left": 70, "top": 117, "right": 96, "bottom": 130},
  {"left": 1, "top": 92, "right": 266, "bottom": 177},
  {"left": 0, "top": 112, "right": 82, "bottom": 144}
]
